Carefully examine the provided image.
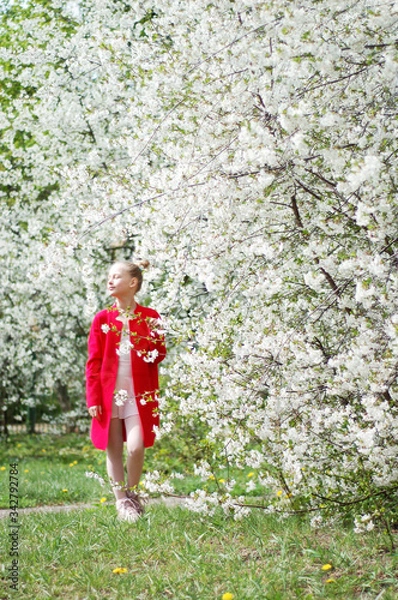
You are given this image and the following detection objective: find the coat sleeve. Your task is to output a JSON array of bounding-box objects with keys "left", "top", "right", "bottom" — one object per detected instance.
[{"left": 86, "top": 314, "right": 104, "bottom": 408}]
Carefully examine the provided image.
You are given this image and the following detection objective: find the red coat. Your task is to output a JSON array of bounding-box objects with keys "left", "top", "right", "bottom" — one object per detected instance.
[{"left": 85, "top": 303, "right": 166, "bottom": 450}]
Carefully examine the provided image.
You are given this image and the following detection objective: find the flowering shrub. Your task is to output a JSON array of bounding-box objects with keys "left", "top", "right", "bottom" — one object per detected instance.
[{"left": 0, "top": 0, "right": 396, "bottom": 522}]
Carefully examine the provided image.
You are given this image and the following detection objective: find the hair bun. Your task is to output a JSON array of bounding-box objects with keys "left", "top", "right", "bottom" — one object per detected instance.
[{"left": 137, "top": 259, "right": 150, "bottom": 269}]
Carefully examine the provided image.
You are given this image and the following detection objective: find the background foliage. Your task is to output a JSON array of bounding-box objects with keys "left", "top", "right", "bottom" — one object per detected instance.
[{"left": 0, "top": 0, "right": 397, "bottom": 523}]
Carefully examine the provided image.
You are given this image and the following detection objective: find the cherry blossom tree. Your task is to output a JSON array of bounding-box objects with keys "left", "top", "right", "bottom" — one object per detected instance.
[{"left": 1, "top": 0, "right": 397, "bottom": 524}]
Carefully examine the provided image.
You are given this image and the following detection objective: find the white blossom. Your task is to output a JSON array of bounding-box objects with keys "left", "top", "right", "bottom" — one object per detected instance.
[
  {"left": 114, "top": 389, "right": 128, "bottom": 407},
  {"left": 143, "top": 349, "right": 159, "bottom": 363},
  {"left": 116, "top": 340, "right": 133, "bottom": 356}
]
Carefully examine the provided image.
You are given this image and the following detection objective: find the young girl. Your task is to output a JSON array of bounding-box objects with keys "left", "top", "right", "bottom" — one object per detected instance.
[{"left": 86, "top": 260, "right": 166, "bottom": 522}]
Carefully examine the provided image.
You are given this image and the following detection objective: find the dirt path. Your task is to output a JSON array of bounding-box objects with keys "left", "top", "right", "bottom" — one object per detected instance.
[{"left": 0, "top": 496, "right": 186, "bottom": 519}]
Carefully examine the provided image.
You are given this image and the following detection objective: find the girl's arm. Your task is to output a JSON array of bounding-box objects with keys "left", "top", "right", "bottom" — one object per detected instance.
[{"left": 86, "top": 314, "right": 105, "bottom": 409}]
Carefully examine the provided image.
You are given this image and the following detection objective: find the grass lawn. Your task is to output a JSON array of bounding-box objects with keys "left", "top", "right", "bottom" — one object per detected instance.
[
  {"left": 0, "top": 433, "right": 107, "bottom": 508},
  {"left": 1, "top": 503, "right": 397, "bottom": 600},
  {"left": 0, "top": 432, "right": 261, "bottom": 508},
  {"left": 0, "top": 432, "right": 397, "bottom": 599}
]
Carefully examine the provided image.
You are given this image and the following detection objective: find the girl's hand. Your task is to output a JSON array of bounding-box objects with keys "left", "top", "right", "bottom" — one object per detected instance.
[{"left": 88, "top": 405, "right": 102, "bottom": 419}]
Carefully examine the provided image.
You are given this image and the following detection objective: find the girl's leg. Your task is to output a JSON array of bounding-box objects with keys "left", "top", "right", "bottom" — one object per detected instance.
[
  {"left": 106, "top": 417, "right": 126, "bottom": 500},
  {"left": 124, "top": 415, "right": 145, "bottom": 490}
]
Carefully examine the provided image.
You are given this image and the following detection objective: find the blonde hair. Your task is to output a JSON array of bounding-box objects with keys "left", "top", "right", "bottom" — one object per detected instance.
[{"left": 114, "top": 260, "right": 149, "bottom": 292}]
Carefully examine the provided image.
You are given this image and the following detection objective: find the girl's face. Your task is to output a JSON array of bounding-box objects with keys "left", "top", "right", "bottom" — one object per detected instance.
[{"left": 107, "top": 264, "right": 137, "bottom": 299}]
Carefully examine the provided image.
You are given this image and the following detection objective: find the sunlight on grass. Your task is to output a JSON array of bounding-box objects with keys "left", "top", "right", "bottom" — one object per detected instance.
[
  {"left": 0, "top": 433, "right": 397, "bottom": 599},
  {"left": 0, "top": 432, "right": 264, "bottom": 509},
  {"left": 0, "top": 504, "right": 397, "bottom": 600}
]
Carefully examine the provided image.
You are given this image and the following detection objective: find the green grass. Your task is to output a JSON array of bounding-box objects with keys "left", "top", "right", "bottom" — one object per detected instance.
[
  {"left": 1, "top": 432, "right": 397, "bottom": 599},
  {"left": 0, "top": 504, "right": 397, "bottom": 599},
  {"left": 0, "top": 434, "right": 106, "bottom": 508},
  {"left": 0, "top": 432, "right": 264, "bottom": 508}
]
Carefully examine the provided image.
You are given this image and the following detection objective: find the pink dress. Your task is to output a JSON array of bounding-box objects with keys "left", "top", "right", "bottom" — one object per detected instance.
[{"left": 111, "top": 314, "right": 139, "bottom": 419}]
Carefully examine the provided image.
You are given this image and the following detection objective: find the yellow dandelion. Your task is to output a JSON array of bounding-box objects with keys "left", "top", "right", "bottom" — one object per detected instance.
[
  {"left": 321, "top": 564, "right": 333, "bottom": 571},
  {"left": 0, "top": 466, "right": 6, "bottom": 471},
  {"left": 219, "top": 478, "right": 225, "bottom": 483},
  {"left": 100, "top": 497, "right": 107, "bottom": 503},
  {"left": 247, "top": 472, "right": 255, "bottom": 478},
  {"left": 69, "top": 462, "right": 75, "bottom": 467},
  {"left": 112, "top": 567, "right": 128, "bottom": 574},
  {"left": 276, "top": 490, "right": 283, "bottom": 497},
  {"left": 41, "top": 449, "right": 46, "bottom": 453},
  {"left": 208, "top": 474, "right": 216, "bottom": 480},
  {"left": 62, "top": 489, "right": 68, "bottom": 493},
  {"left": 73, "top": 460, "right": 78, "bottom": 465},
  {"left": 24, "top": 469, "right": 29, "bottom": 473},
  {"left": 222, "top": 593, "right": 234, "bottom": 600},
  {"left": 326, "top": 578, "right": 336, "bottom": 584},
  {"left": 17, "top": 443, "right": 22, "bottom": 448}
]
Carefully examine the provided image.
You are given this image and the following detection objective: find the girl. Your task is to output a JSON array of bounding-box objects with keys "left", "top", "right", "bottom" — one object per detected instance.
[{"left": 86, "top": 260, "right": 166, "bottom": 522}]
